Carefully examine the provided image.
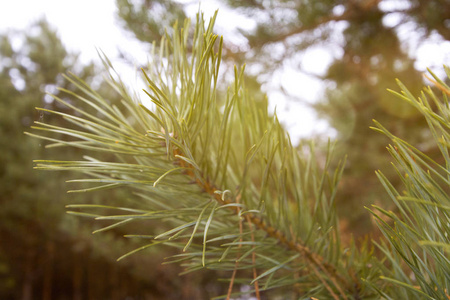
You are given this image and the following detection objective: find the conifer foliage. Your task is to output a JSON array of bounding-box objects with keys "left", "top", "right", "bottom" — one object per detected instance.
[{"left": 29, "top": 13, "right": 449, "bottom": 299}]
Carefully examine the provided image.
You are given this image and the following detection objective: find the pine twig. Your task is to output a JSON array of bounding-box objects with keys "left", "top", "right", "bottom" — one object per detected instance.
[
  {"left": 173, "top": 147, "right": 353, "bottom": 298},
  {"left": 226, "top": 194, "right": 243, "bottom": 300},
  {"left": 245, "top": 214, "right": 261, "bottom": 300}
]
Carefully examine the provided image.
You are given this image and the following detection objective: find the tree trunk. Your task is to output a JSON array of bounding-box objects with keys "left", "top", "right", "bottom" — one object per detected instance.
[
  {"left": 21, "top": 248, "right": 34, "bottom": 300},
  {"left": 73, "top": 252, "right": 83, "bottom": 300},
  {"left": 42, "top": 240, "right": 55, "bottom": 300}
]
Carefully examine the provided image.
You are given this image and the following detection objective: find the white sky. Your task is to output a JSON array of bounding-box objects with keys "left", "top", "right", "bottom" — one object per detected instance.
[
  {"left": 1, "top": 1, "right": 118, "bottom": 61},
  {"left": 1, "top": 1, "right": 449, "bottom": 141}
]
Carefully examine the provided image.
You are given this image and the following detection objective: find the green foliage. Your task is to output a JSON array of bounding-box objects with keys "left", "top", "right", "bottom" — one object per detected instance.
[
  {"left": 1, "top": 19, "right": 190, "bottom": 299},
  {"left": 0, "top": 18, "right": 94, "bottom": 298},
  {"left": 29, "top": 12, "right": 449, "bottom": 299},
  {"left": 368, "top": 71, "right": 450, "bottom": 299},
  {"left": 0, "top": 18, "right": 93, "bottom": 247},
  {"left": 116, "top": 0, "right": 450, "bottom": 240},
  {"left": 116, "top": 0, "right": 186, "bottom": 44}
]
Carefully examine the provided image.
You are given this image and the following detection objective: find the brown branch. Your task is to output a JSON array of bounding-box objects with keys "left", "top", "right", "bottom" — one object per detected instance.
[
  {"left": 310, "top": 262, "right": 340, "bottom": 300},
  {"left": 249, "top": 13, "right": 349, "bottom": 48},
  {"left": 247, "top": 0, "right": 382, "bottom": 47},
  {"left": 245, "top": 214, "right": 261, "bottom": 300},
  {"left": 226, "top": 194, "right": 243, "bottom": 300},
  {"left": 172, "top": 148, "right": 355, "bottom": 298}
]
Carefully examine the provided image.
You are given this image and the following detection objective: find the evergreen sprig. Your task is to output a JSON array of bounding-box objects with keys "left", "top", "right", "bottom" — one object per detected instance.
[
  {"left": 28, "top": 12, "right": 449, "bottom": 299},
  {"left": 368, "top": 69, "right": 450, "bottom": 299}
]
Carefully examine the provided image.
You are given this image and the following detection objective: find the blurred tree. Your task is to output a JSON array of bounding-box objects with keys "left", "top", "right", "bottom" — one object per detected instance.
[
  {"left": 0, "top": 19, "right": 221, "bottom": 299},
  {"left": 114, "top": 0, "right": 449, "bottom": 236},
  {"left": 116, "top": 0, "right": 186, "bottom": 44},
  {"left": 0, "top": 18, "right": 108, "bottom": 299}
]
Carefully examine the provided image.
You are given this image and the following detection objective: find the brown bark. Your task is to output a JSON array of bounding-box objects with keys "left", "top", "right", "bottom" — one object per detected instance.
[
  {"left": 21, "top": 248, "right": 34, "bottom": 300},
  {"left": 42, "top": 240, "right": 55, "bottom": 300},
  {"left": 72, "top": 252, "right": 83, "bottom": 300}
]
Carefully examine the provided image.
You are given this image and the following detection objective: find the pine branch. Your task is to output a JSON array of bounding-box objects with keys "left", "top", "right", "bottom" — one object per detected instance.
[
  {"left": 368, "top": 67, "right": 450, "bottom": 299},
  {"left": 173, "top": 146, "right": 353, "bottom": 299},
  {"left": 29, "top": 10, "right": 450, "bottom": 299},
  {"left": 27, "top": 12, "right": 363, "bottom": 298}
]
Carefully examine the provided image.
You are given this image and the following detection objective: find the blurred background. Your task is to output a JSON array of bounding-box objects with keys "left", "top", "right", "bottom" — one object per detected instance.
[{"left": 0, "top": 0, "right": 449, "bottom": 299}]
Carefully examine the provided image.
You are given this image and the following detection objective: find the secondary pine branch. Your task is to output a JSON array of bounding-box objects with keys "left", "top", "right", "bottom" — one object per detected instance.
[{"left": 172, "top": 146, "right": 357, "bottom": 298}]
